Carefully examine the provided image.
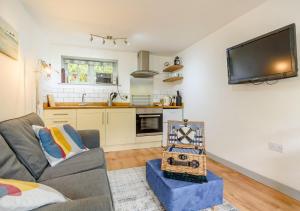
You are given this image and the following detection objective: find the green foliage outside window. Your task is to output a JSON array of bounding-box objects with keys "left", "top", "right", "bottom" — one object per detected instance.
[
  {"left": 67, "top": 63, "right": 88, "bottom": 83},
  {"left": 63, "top": 57, "right": 117, "bottom": 84},
  {"left": 94, "top": 63, "right": 113, "bottom": 74}
]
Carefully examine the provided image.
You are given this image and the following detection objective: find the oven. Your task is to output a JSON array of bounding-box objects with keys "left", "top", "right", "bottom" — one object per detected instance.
[{"left": 136, "top": 108, "right": 163, "bottom": 137}]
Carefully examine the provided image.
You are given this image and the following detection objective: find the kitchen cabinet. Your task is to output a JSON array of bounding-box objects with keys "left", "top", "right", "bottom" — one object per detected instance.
[
  {"left": 77, "top": 109, "right": 135, "bottom": 146},
  {"left": 44, "top": 109, "right": 77, "bottom": 128},
  {"left": 43, "top": 108, "right": 164, "bottom": 151},
  {"left": 105, "top": 109, "right": 136, "bottom": 146},
  {"left": 76, "top": 109, "right": 106, "bottom": 146}
]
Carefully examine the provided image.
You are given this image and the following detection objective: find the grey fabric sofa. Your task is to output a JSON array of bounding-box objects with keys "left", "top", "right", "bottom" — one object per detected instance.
[{"left": 0, "top": 113, "right": 114, "bottom": 211}]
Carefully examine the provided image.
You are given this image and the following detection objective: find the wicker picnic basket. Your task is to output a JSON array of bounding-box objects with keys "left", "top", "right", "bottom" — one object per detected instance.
[{"left": 161, "top": 119, "right": 207, "bottom": 183}]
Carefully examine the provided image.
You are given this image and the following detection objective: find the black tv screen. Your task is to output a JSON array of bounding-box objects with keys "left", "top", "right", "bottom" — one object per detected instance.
[{"left": 227, "top": 24, "right": 298, "bottom": 84}]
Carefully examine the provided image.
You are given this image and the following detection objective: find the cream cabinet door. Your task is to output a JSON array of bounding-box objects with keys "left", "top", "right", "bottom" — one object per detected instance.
[
  {"left": 105, "top": 108, "right": 136, "bottom": 146},
  {"left": 76, "top": 109, "right": 106, "bottom": 146}
]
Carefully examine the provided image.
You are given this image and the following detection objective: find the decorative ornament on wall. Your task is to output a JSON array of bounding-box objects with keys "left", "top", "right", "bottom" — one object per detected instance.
[
  {"left": 89, "top": 34, "right": 130, "bottom": 47},
  {"left": 0, "top": 16, "right": 19, "bottom": 60}
]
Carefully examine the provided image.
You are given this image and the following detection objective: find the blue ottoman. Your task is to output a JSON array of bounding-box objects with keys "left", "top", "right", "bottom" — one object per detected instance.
[{"left": 146, "top": 159, "right": 223, "bottom": 211}]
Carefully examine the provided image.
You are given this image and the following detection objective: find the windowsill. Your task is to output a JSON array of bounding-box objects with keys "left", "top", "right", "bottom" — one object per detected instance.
[{"left": 59, "top": 83, "right": 121, "bottom": 86}]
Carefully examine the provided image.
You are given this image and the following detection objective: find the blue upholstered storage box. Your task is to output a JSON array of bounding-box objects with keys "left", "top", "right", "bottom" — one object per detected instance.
[{"left": 146, "top": 159, "right": 223, "bottom": 211}]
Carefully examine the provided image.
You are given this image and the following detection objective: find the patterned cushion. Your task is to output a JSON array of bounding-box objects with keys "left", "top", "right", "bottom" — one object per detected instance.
[
  {"left": 33, "top": 124, "right": 89, "bottom": 167},
  {"left": 0, "top": 179, "right": 67, "bottom": 211}
]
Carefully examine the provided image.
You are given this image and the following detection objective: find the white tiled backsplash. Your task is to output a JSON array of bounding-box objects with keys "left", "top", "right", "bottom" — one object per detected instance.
[
  {"left": 42, "top": 86, "right": 178, "bottom": 104},
  {"left": 42, "top": 86, "right": 128, "bottom": 103}
]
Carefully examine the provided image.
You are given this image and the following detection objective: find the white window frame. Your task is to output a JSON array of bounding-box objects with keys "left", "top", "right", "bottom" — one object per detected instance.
[{"left": 61, "top": 56, "right": 118, "bottom": 85}]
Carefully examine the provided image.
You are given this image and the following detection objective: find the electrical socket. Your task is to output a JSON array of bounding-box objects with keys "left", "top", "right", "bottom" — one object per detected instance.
[{"left": 268, "top": 142, "right": 283, "bottom": 153}]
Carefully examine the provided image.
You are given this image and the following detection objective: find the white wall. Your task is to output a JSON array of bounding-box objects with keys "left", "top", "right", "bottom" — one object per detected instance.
[
  {"left": 178, "top": 0, "right": 300, "bottom": 191},
  {"left": 0, "top": 0, "right": 44, "bottom": 121},
  {"left": 41, "top": 44, "right": 178, "bottom": 103}
]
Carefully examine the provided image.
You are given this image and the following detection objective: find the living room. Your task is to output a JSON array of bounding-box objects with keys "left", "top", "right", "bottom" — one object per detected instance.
[{"left": 0, "top": 0, "right": 300, "bottom": 210}]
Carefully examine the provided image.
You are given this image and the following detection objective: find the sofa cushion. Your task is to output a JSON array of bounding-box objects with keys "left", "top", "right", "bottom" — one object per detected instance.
[
  {"left": 38, "top": 148, "right": 106, "bottom": 181},
  {"left": 0, "top": 178, "right": 67, "bottom": 211},
  {"left": 0, "top": 113, "right": 48, "bottom": 179},
  {"left": 33, "top": 124, "right": 89, "bottom": 167},
  {"left": 0, "top": 134, "right": 35, "bottom": 182},
  {"left": 77, "top": 130, "right": 100, "bottom": 149},
  {"left": 41, "top": 169, "right": 112, "bottom": 200}
]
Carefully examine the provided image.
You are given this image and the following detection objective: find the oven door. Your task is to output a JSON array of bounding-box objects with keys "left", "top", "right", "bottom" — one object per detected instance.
[{"left": 136, "top": 113, "right": 163, "bottom": 136}]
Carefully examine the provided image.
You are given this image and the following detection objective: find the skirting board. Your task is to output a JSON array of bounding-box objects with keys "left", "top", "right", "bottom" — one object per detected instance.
[{"left": 207, "top": 152, "right": 300, "bottom": 201}]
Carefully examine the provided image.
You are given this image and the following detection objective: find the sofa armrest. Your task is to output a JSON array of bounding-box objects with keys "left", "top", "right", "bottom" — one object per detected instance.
[
  {"left": 77, "top": 130, "right": 100, "bottom": 149},
  {"left": 34, "top": 196, "right": 114, "bottom": 211}
]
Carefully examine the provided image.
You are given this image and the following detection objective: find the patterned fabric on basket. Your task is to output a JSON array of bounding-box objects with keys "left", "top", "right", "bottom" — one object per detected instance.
[
  {"left": 0, "top": 179, "right": 66, "bottom": 211},
  {"left": 168, "top": 121, "right": 204, "bottom": 146},
  {"left": 33, "top": 124, "right": 89, "bottom": 166},
  {"left": 167, "top": 147, "right": 204, "bottom": 154}
]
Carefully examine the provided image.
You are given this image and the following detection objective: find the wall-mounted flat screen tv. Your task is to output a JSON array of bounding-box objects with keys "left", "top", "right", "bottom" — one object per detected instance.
[{"left": 227, "top": 24, "right": 298, "bottom": 84}]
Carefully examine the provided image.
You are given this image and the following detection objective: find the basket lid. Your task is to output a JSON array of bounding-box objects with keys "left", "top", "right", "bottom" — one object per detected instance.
[{"left": 167, "top": 119, "right": 205, "bottom": 147}]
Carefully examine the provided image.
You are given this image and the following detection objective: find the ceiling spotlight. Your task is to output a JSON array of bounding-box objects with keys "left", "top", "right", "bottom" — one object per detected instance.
[
  {"left": 124, "top": 40, "right": 130, "bottom": 46},
  {"left": 102, "top": 39, "right": 105, "bottom": 45},
  {"left": 113, "top": 40, "right": 117, "bottom": 47},
  {"left": 90, "top": 35, "right": 93, "bottom": 42}
]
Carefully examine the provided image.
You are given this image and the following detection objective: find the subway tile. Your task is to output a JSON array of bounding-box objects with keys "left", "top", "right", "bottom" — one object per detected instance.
[
  {"left": 63, "top": 88, "right": 74, "bottom": 93},
  {"left": 55, "top": 97, "right": 63, "bottom": 102},
  {"left": 73, "top": 98, "right": 81, "bottom": 102}
]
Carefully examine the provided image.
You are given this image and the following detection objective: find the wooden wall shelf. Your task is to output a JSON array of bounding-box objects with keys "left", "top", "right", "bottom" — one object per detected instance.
[
  {"left": 163, "top": 65, "right": 184, "bottom": 72},
  {"left": 163, "top": 76, "right": 183, "bottom": 82}
]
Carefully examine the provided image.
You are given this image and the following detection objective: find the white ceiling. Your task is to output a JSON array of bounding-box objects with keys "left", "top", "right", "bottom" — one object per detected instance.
[{"left": 22, "top": 0, "right": 266, "bottom": 55}]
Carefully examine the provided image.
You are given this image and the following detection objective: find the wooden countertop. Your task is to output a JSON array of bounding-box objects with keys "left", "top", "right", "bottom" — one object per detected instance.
[{"left": 43, "top": 102, "right": 183, "bottom": 110}]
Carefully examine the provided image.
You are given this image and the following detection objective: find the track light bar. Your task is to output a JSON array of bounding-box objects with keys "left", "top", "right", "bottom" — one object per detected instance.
[{"left": 90, "top": 34, "right": 129, "bottom": 47}]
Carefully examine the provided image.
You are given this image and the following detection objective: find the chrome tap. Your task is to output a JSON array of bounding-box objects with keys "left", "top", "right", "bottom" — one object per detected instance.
[
  {"left": 108, "top": 92, "right": 118, "bottom": 106},
  {"left": 80, "top": 93, "right": 87, "bottom": 105}
]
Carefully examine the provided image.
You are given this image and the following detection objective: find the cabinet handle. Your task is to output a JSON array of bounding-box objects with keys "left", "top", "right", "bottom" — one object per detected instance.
[
  {"left": 53, "top": 113, "right": 68, "bottom": 116},
  {"left": 107, "top": 112, "right": 109, "bottom": 124},
  {"left": 53, "top": 120, "right": 69, "bottom": 124},
  {"left": 139, "top": 114, "right": 161, "bottom": 118}
]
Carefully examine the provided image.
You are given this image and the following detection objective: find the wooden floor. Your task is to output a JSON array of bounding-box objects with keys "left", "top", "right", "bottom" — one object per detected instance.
[{"left": 105, "top": 147, "right": 300, "bottom": 211}]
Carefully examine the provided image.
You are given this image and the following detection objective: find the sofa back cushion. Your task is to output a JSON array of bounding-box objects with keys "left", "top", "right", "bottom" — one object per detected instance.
[
  {"left": 0, "top": 113, "right": 48, "bottom": 179},
  {"left": 0, "top": 134, "right": 35, "bottom": 182}
]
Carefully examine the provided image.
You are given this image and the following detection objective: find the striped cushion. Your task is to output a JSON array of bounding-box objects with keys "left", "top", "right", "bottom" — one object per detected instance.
[
  {"left": 0, "top": 178, "right": 66, "bottom": 211},
  {"left": 33, "top": 124, "right": 89, "bottom": 167}
]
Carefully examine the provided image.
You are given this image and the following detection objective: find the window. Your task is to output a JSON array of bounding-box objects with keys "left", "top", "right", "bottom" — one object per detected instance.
[{"left": 62, "top": 56, "right": 118, "bottom": 84}]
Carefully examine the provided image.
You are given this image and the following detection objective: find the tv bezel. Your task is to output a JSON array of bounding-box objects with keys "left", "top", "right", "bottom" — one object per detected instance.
[{"left": 226, "top": 23, "right": 298, "bottom": 84}]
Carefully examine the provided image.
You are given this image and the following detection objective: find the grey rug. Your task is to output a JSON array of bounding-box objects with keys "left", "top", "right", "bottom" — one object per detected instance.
[{"left": 108, "top": 167, "right": 238, "bottom": 211}]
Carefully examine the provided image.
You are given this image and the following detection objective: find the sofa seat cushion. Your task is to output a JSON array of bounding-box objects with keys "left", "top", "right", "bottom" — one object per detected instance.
[
  {"left": 0, "top": 113, "right": 48, "bottom": 179},
  {"left": 0, "top": 134, "right": 35, "bottom": 182},
  {"left": 41, "top": 169, "right": 112, "bottom": 200},
  {"left": 33, "top": 196, "right": 113, "bottom": 211},
  {"left": 38, "top": 148, "right": 106, "bottom": 181}
]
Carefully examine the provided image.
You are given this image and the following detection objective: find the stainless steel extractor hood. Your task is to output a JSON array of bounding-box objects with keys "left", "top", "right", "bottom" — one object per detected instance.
[{"left": 130, "top": 51, "right": 159, "bottom": 78}]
